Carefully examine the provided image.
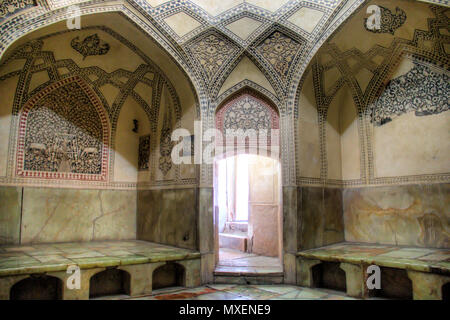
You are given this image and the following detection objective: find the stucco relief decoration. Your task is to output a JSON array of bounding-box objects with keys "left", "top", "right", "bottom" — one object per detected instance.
[
  {"left": 371, "top": 62, "right": 450, "bottom": 126},
  {"left": 190, "top": 34, "right": 236, "bottom": 81},
  {"left": 364, "top": 6, "right": 406, "bottom": 35},
  {"left": 138, "top": 135, "right": 150, "bottom": 171},
  {"left": 0, "top": 0, "right": 34, "bottom": 20},
  {"left": 257, "top": 32, "right": 301, "bottom": 82},
  {"left": 159, "top": 105, "right": 174, "bottom": 176},
  {"left": 216, "top": 92, "right": 279, "bottom": 151},
  {"left": 16, "top": 77, "right": 110, "bottom": 181},
  {"left": 223, "top": 97, "right": 272, "bottom": 132},
  {"left": 71, "top": 34, "right": 110, "bottom": 60}
]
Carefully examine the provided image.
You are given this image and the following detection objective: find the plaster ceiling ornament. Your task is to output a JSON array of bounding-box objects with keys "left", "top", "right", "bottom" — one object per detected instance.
[
  {"left": 188, "top": 32, "right": 238, "bottom": 84},
  {"left": 159, "top": 100, "right": 174, "bottom": 176},
  {"left": 224, "top": 96, "right": 272, "bottom": 131},
  {"left": 216, "top": 92, "right": 279, "bottom": 136},
  {"left": 215, "top": 91, "right": 279, "bottom": 155},
  {"left": 138, "top": 134, "right": 151, "bottom": 171},
  {"left": 0, "top": 0, "right": 35, "bottom": 20},
  {"left": 71, "top": 34, "right": 110, "bottom": 60},
  {"left": 364, "top": 6, "right": 407, "bottom": 35},
  {"left": 257, "top": 32, "right": 302, "bottom": 83}
]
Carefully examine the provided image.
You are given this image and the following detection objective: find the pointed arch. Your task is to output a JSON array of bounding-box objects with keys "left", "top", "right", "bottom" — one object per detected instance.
[
  {"left": 288, "top": 0, "right": 367, "bottom": 110},
  {"left": 216, "top": 81, "right": 280, "bottom": 111},
  {"left": 215, "top": 87, "right": 280, "bottom": 159},
  {"left": 0, "top": 7, "right": 203, "bottom": 118},
  {"left": 16, "top": 76, "right": 110, "bottom": 181}
]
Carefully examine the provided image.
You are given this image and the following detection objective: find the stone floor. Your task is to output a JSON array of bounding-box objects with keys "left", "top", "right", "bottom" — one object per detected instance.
[
  {"left": 216, "top": 248, "right": 282, "bottom": 275},
  {"left": 93, "top": 284, "right": 360, "bottom": 300}
]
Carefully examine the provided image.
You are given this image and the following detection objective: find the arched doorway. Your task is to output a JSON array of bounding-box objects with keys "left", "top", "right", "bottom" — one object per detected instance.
[{"left": 214, "top": 89, "right": 283, "bottom": 277}]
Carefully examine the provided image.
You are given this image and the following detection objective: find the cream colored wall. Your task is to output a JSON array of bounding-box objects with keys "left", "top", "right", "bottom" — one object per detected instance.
[
  {"left": 297, "top": 70, "right": 321, "bottom": 179},
  {"left": 338, "top": 88, "right": 360, "bottom": 181},
  {"left": 326, "top": 89, "right": 343, "bottom": 181},
  {"left": 374, "top": 112, "right": 450, "bottom": 178},
  {"left": 248, "top": 155, "right": 281, "bottom": 257},
  {"left": 114, "top": 96, "right": 151, "bottom": 183},
  {"left": 372, "top": 58, "right": 450, "bottom": 178}
]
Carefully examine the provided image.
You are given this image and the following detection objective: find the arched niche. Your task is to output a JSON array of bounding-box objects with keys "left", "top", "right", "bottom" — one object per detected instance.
[
  {"left": 89, "top": 268, "right": 131, "bottom": 299},
  {"left": 10, "top": 275, "right": 63, "bottom": 300},
  {"left": 113, "top": 95, "right": 151, "bottom": 183},
  {"left": 0, "top": 11, "right": 199, "bottom": 189},
  {"left": 152, "top": 263, "right": 186, "bottom": 290},
  {"left": 325, "top": 84, "right": 360, "bottom": 181},
  {"left": 16, "top": 76, "right": 110, "bottom": 182}
]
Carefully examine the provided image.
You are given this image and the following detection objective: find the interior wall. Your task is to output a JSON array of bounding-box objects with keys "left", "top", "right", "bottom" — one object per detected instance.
[
  {"left": 137, "top": 188, "right": 198, "bottom": 250},
  {"left": 295, "top": 0, "right": 449, "bottom": 249},
  {"left": 248, "top": 155, "right": 280, "bottom": 257},
  {"left": 297, "top": 186, "right": 344, "bottom": 250},
  {"left": 344, "top": 183, "right": 449, "bottom": 248},
  {"left": 297, "top": 69, "right": 321, "bottom": 179},
  {"left": 0, "top": 13, "right": 199, "bottom": 245}
]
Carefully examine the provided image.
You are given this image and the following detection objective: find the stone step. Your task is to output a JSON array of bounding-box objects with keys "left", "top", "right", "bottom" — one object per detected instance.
[
  {"left": 213, "top": 272, "right": 284, "bottom": 285},
  {"left": 214, "top": 265, "right": 284, "bottom": 285},
  {"left": 219, "top": 233, "right": 248, "bottom": 252},
  {"left": 225, "top": 221, "right": 248, "bottom": 233}
]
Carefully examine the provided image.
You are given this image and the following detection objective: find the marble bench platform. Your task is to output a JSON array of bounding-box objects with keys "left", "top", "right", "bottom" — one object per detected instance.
[
  {"left": 297, "top": 242, "right": 450, "bottom": 300},
  {"left": 0, "top": 240, "right": 201, "bottom": 300}
]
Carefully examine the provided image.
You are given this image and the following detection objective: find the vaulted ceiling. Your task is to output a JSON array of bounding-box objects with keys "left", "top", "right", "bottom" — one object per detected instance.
[{"left": 0, "top": 0, "right": 447, "bottom": 111}]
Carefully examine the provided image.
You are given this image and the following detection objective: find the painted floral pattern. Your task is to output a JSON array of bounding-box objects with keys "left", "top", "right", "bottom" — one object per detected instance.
[
  {"left": 223, "top": 95, "right": 272, "bottom": 132},
  {"left": 257, "top": 32, "right": 301, "bottom": 82},
  {"left": 190, "top": 33, "right": 237, "bottom": 81},
  {"left": 371, "top": 63, "right": 449, "bottom": 126}
]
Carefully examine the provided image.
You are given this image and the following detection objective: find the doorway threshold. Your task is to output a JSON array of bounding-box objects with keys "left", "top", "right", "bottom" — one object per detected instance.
[{"left": 214, "top": 248, "right": 283, "bottom": 278}]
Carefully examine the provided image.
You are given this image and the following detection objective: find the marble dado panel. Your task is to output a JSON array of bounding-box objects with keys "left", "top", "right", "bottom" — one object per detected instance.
[
  {"left": 18, "top": 187, "right": 136, "bottom": 244},
  {"left": 343, "top": 183, "right": 450, "bottom": 248},
  {"left": 137, "top": 188, "right": 198, "bottom": 250},
  {"left": 0, "top": 187, "right": 22, "bottom": 245},
  {"left": 297, "top": 186, "right": 345, "bottom": 250}
]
